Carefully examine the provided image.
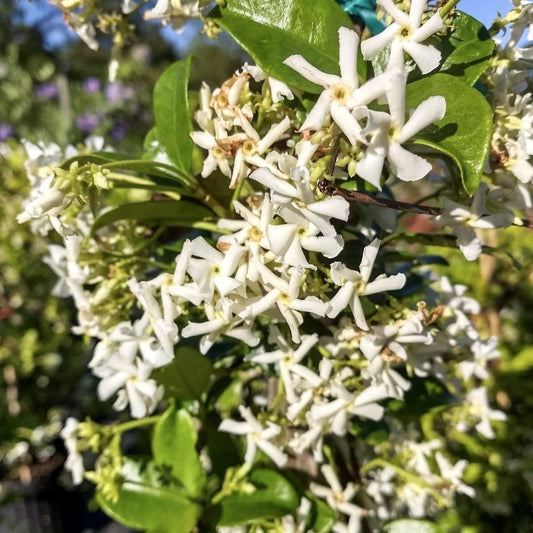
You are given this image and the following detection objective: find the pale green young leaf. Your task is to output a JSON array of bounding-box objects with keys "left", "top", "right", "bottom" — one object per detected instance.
[{"left": 152, "top": 404, "right": 206, "bottom": 498}]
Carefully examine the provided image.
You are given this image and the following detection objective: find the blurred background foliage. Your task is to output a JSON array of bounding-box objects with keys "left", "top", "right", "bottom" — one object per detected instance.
[{"left": 0, "top": 1, "right": 532, "bottom": 532}]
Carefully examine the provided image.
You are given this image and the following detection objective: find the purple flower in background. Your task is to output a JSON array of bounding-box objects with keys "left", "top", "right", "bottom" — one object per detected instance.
[
  {"left": 0, "top": 123, "right": 15, "bottom": 141},
  {"left": 83, "top": 77, "right": 101, "bottom": 93},
  {"left": 76, "top": 112, "right": 102, "bottom": 132},
  {"left": 104, "top": 82, "right": 135, "bottom": 104},
  {"left": 110, "top": 118, "right": 128, "bottom": 142},
  {"left": 35, "top": 82, "right": 58, "bottom": 100}
]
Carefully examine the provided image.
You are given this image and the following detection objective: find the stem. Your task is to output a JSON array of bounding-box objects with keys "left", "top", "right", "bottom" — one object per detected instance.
[
  {"left": 318, "top": 179, "right": 441, "bottom": 216},
  {"left": 114, "top": 415, "right": 161, "bottom": 434},
  {"left": 439, "top": 0, "right": 460, "bottom": 18}
]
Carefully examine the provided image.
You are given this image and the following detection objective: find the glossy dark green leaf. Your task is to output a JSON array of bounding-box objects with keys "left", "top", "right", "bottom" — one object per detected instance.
[
  {"left": 214, "top": 468, "right": 299, "bottom": 526},
  {"left": 406, "top": 73, "right": 492, "bottom": 195},
  {"left": 153, "top": 345, "right": 213, "bottom": 400},
  {"left": 208, "top": 0, "right": 353, "bottom": 93},
  {"left": 152, "top": 405, "right": 206, "bottom": 498},
  {"left": 153, "top": 57, "right": 193, "bottom": 173},
  {"left": 96, "top": 459, "right": 201, "bottom": 533},
  {"left": 384, "top": 519, "right": 445, "bottom": 533},
  {"left": 439, "top": 11, "right": 494, "bottom": 86},
  {"left": 91, "top": 200, "right": 214, "bottom": 234}
]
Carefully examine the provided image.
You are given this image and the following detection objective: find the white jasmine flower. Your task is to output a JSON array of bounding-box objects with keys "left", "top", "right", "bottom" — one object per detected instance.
[
  {"left": 218, "top": 406, "right": 288, "bottom": 467},
  {"left": 186, "top": 236, "right": 245, "bottom": 301},
  {"left": 43, "top": 236, "right": 88, "bottom": 298},
  {"left": 191, "top": 119, "right": 233, "bottom": 178},
  {"left": 310, "top": 464, "right": 365, "bottom": 533},
  {"left": 435, "top": 452, "right": 475, "bottom": 498},
  {"left": 249, "top": 328, "right": 321, "bottom": 403},
  {"left": 434, "top": 183, "right": 513, "bottom": 260},
  {"left": 127, "top": 278, "right": 178, "bottom": 363},
  {"left": 284, "top": 28, "right": 389, "bottom": 144},
  {"left": 360, "top": 316, "right": 433, "bottom": 362},
  {"left": 362, "top": 354, "right": 411, "bottom": 399},
  {"left": 327, "top": 238, "right": 406, "bottom": 330},
  {"left": 361, "top": 0, "right": 444, "bottom": 74},
  {"left": 240, "top": 265, "right": 327, "bottom": 343},
  {"left": 459, "top": 337, "right": 500, "bottom": 381},
  {"left": 94, "top": 355, "right": 163, "bottom": 419},
  {"left": 458, "top": 386, "right": 507, "bottom": 439},
  {"left": 357, "top": 70, "right": 446, "bottom": 187},
  {"left": 229, "top": 112, "right": 291, "bottom": 188},
  {"left": 182, "top": 300, "right": 260, "bottom": 354},
  {"left": 310, "top": 382, "right": 389, "bottom": 436}
]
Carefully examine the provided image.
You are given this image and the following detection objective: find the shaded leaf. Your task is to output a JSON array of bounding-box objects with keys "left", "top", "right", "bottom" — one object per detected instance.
[{"left": 153, "top": 345, "right": 213, "bottom": 400}]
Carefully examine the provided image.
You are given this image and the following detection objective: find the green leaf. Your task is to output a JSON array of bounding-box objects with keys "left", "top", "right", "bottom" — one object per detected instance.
[
  {"left": 214, "top": 469, "right": 299, "bottom": 527},
  {"left": 96, "top": 459, "right": 201, "bottom": 533},
  {"left": 90, "top": 200, "right": 214, "bottom": 234},
  {"left": 152, "top": 405, "right": 206, "bottom": 498},
  {"left": 153, "top": 345, "right": 213, "bottom": 400},
  {"left": 153, "top": 57, "right": 193, "bottom": 173},
  {"left": 305, "top": 492, "right": 336, "bottom": 532},
  {"left": 439, "top": 11, "right": 495, "bottom": 86},
  {"left": 384, "top": 519, "right": 445, "bottom": 533},
  {"left": 208, "top": 0, "right": 353, "bottom": 93},
  {"left": 406, "top": 73, "right": 492, "bottom": 195}
]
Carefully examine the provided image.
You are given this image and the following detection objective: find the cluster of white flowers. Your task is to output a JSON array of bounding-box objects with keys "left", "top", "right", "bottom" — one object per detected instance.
[
  {"left": 15, "top": 0, "right": 528, "bottom": 528},
  {"left": 434, "top": 0, "right": 533, "bottom": 261}
]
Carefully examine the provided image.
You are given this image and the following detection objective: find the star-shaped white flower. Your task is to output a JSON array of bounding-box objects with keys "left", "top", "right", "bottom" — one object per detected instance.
[
  {"left": 361, "top": 0, "right": 444, "bottom": 74},
  {"left": 327, "top": 238, "right": 406, "bottom": 330},
  {"left": 284, "top": 27, "right": 389, "bottom": 144},
  {"left": 356, "top": 70, "right": 446, "bottom": 187},
  {"left": 218, "top": 406, "right": 288, "bottom": 467}
]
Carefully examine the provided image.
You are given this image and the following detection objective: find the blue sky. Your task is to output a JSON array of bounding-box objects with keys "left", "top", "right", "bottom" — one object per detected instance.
[{"left": 13, "top": 0, "right": 516, "bottom": 53}]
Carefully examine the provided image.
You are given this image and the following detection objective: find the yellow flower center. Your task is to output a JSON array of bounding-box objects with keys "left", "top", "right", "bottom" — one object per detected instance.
[{"left": 331, "top": 83, "right": 353, "bottom": 105}]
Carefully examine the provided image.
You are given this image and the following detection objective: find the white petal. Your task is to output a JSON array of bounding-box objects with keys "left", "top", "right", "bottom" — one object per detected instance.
[
  {"left": 409, "top": 0, "right": 426, "bottom": 28},
  {"left": 387, "top": 142, "right": 432, "bottom": 181},
  {"left": 300, "top": 90, "right": 333, "bottom": 132},
  {"left": 380, "top": 0, "right": 410, "bottom": 25},
  {"left": 357, "top": 145, "right": 386, "bottom": 190},
  {"left": 284, "top": 55, "right": 340, "bottom": 88},
  {"left": 412, "top": 12, "right": 444, "bottom": 42},
  {"left": 331, "top": 103, "right": 363, "bottom": 145},
  {"left": 360, "top": 24, "right": 398, "bottom": 60},
  {"left": 256, "top": 116, "right": 291, "bottom": 154},
  {"left": 399, "top": 95, "right": 446, "bottom": 143},
  {"left": 359, "top": 238, "right": 380, "bottom": 281},
  {"left": 249, "top": 168, "right": 298, "bottom": 197},
  {"left": 364, "top": 273, "right": 406, "bottom": 295},
  {"left": 327, "top": 283, "right": 354, "bottom": 318},
  {"left": 402, "top": 41, "right": 442, "bottom": 75},
  {"left": 338, "top": 27, "right": 360, "bottom": 89}
]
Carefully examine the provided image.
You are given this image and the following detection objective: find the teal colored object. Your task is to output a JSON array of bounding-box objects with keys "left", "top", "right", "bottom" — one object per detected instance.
[{"left": 335, "top": 0, "right": 387, "bottom": 35}]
